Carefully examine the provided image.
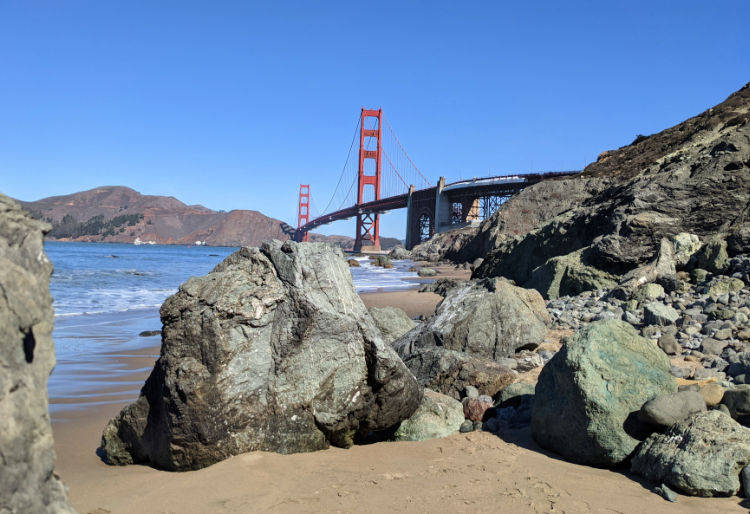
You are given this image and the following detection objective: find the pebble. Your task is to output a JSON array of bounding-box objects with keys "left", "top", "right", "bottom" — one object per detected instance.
[
  {"left": 544, "top": 258, "right": 750, "bottom": 383},
  {"left": 459, "top": 420, "right": 474, "bottom": 433},
  {"left": 654, "top": 484, "right": 678, "bottom": 503}
]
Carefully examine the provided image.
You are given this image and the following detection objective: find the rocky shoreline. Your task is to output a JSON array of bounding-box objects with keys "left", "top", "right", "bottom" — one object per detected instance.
[{"left": 2, "top": 81, "right": 750, "bottom": 513}]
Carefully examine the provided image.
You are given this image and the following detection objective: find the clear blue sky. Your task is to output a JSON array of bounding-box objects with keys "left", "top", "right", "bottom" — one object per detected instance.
[{"left": 2, "top": 1, "right": 748, "bottom": 239}]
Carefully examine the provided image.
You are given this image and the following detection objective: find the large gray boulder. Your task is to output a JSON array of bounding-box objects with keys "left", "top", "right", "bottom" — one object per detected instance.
[
  {"left": 393, "top": 389, "right": 464, "bottom": 441},
  {"left": 0, "top": 194, "right": 75, "bottom": 513},
  {"left": 632, "top": 410, "right": 750, "bottom": 496},
  {"left": 368, "top": 306, "right": 416, "bottom": 345},
  {"left": 393, "top": 278, "right": 546, "bottom": 398},
  {"left": 101, "top": 241, "right": 422, "bottom": 471},
  {"left": 394, "top": 347, "right": 516, "bottom": 400},
  {"left": 395, "top": 278, "right": 549, "bottom": 363},
  {"left": 531, "top": 320, "right": 676, "bottom": 467}
]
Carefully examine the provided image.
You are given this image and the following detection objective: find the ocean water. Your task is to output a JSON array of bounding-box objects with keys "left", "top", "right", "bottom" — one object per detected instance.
[
  {"left": 45, "top": 242, "right": 422, "bottom": 415},
  {"left": 46, "top": 242, "right": 421, "bottom": 318}
]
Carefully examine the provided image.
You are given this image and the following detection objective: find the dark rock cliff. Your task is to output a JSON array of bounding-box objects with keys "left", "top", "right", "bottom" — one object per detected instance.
[
  {"left": 0, "top": 193, "right": 75, "bottom": 513},
  {"left": 472, "top": 82, "right": 750, "bottom": 294}
]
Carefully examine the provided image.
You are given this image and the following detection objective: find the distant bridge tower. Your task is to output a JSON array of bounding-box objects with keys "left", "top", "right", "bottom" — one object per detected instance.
[
  {"left": 297, "top": 184, "right": 310, "bottom": 243},
  {"left": 354, "top": 108, "right": 382, "bottom": 252}
]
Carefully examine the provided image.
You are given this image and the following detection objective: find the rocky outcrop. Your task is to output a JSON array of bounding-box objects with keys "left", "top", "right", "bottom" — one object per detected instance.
[
  {"left": 524, "top": 248, "right": 618, "bottom": 299},
  {"left": 100, "top": 241, "right": 421, "bottom": 471},
  {"left": 449, "top": 176, "right": 608, "bottom": 263},
  {"left": 368, "top": 306, "right": 416, "bottom": 345},
  {"left": 395, "top": 279, "right": 549, "bottom": 362},
  {"left": 531, "top": 320, "right": 676, "bottom": 467},
  {"left": 410, "top": 226, "right": 478, "bottom": 263},
  {"left": 393, "top": 278, "right": 547, "bottom": 399},
  {"left": 395, "top": 348, "right": 516, "bottom": 400},
  {"left": 473, "top": 83, "right": 750, "bottom": 297},
  {"left": 393, "top": 389, "right": 464, "bottom": 441},
  {"left": 0, "top": 194, "right": 75, "bottom": 513},
  {"left": 631, "top": 410, "right": 750, "bottom": 496}
]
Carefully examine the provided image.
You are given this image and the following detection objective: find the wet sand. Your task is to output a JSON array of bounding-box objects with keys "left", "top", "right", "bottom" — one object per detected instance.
[{"left": 50, "top": 290, "right": 748, "bottom": 513}]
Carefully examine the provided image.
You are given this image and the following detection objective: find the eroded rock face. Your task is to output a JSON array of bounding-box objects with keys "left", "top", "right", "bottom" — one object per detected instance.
[
  {"left": 396, "top": 279, "right": 549, "bottom": 361},
  {"left": 0, "top": 193, "right": 75, "bottom": 513},
  {"left": 101, "top": 241, "right": 421, "bottom": 471},
  {"left": 632, "top": 410, "right": 750, "bottom": 497},
  {"left": 473, "top": 83, "right": 750, "bottom": 295},
  {"left": 393, "top": 278, "right": 547, "bottom": 398},
  {"left": 368, "top": 306, "right": 416, "bottom": 345},
  {"left": 531, "top": 320, "right": 676, "bottom": 467}
]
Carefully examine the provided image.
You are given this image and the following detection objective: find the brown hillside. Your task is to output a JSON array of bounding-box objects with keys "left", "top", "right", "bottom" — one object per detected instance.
[
  {"left": 22, "top": 186, "right": 298, "bottom": 247},
  {"left": 20, "top": 186, "right": 403, "bottom": 249},
  {"left": 583, "top": 82, "right": 750, "bottom": 179}
]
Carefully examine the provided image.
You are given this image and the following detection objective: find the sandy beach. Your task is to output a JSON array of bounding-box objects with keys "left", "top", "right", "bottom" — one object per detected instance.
[{"left": 50, "top": 288, "right": 748, "bottom": 513}]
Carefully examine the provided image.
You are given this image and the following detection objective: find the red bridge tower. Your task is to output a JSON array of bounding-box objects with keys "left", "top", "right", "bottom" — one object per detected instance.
[
  {"left": 297, "top": 184, "right": 310, "bottom": 243},
  {"left": 354, "top": 108, "right": 382, "bottom": 252}
]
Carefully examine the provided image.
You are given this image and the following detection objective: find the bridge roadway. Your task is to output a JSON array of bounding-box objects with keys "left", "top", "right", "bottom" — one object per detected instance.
[{"left": 297, "top": 171, "right": 578, "bottom": 250}]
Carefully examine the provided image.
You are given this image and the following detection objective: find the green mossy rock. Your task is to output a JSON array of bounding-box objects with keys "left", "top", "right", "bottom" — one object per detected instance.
[
  {"left": 393, "top": 389, "right": 464, "bottom": 441},
  {"left": 632, "top": 410, "right": 750, "bottom": 496},
  {"left": 524, "top": 249, "right": 618, "bottom": 300},
  {"left": 531, "top": 320, "right": 676, "bottom": 467}
]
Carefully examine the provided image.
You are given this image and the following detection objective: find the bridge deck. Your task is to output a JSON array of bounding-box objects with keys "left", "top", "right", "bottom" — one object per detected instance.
[{"left": 297, "top": 171, "right": 579, "bottom": 236}]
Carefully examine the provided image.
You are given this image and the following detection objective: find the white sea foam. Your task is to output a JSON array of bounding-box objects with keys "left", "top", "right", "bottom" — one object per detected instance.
[{"left": 349, "top": 258, "right": 423, "bottom": 293}]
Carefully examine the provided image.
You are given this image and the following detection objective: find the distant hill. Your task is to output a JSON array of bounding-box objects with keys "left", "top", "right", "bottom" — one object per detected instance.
[{"left": 20, "top": 186, "right": 403, "bottom": 250}]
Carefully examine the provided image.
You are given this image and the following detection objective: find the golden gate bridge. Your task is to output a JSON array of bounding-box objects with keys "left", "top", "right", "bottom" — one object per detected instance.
[{"left": 294, "top": 108, "right": 578, "bottom": 251}]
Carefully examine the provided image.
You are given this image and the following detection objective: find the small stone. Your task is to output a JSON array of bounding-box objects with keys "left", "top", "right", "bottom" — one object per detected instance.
[
  {"left": 672, "top": 233, "right": 701, "bottom": 267},
  {"left": 700, "top": 383, "right": 726, "bottom": 407},
  {"left": 635, "top": 283, "right": 665, "bottom": 302},
  {"left": 670, "top": 366, "right": 691, "bottom": 379},
  {"left": 721, "top": 385, "right": 750, "bottom": 423},
  {"left": 464, "top": 386, "right": 479, "bottom": 399},
  {"left": 497, "top": 382, "right": 535, "bottom": 408},
  {"left": 701, "top": 338, "right": 728, "bottom": 355},
  {"left": 462, "top": 397, "right": 493, "bottom": 422},
  {"left": 138, "top": 330, "right": 161, "bottom": 337},
  {"left": 644, "top": 302, "right": 679, "bottom": 326},
  {"left": 693, "top": 367, "right": 725, "bottom": 381},
  {"left": 654, "top": 484, "right": 678, "bottom": 503},
  {"left": 714, "top": 328, "right": 733, "bottom": 340},
  {"left": 417, "top": 267, "right": 437, "bottom": 277},
  {"left": 459, "top": 420, "right": 474, "bottom": 433},
  {"left": 691, "top": 268, "right": 710, "bottom": 284},
  {"left": 658, "top": 334, "right": 682, "bottom": 355},
  {"left": 741, "top": 466, "right": 750, "bottom": 498},
  {"left": 707, "top": 277, "right": 745, "bottom": 297},
  {"left": 638, "top": 390, "right": 707, "bottom": 428}
]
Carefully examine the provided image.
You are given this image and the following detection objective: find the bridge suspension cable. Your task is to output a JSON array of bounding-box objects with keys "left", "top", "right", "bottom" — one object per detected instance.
[{"left": 305, "top": 109, "right": 431, "bottom": 221}]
